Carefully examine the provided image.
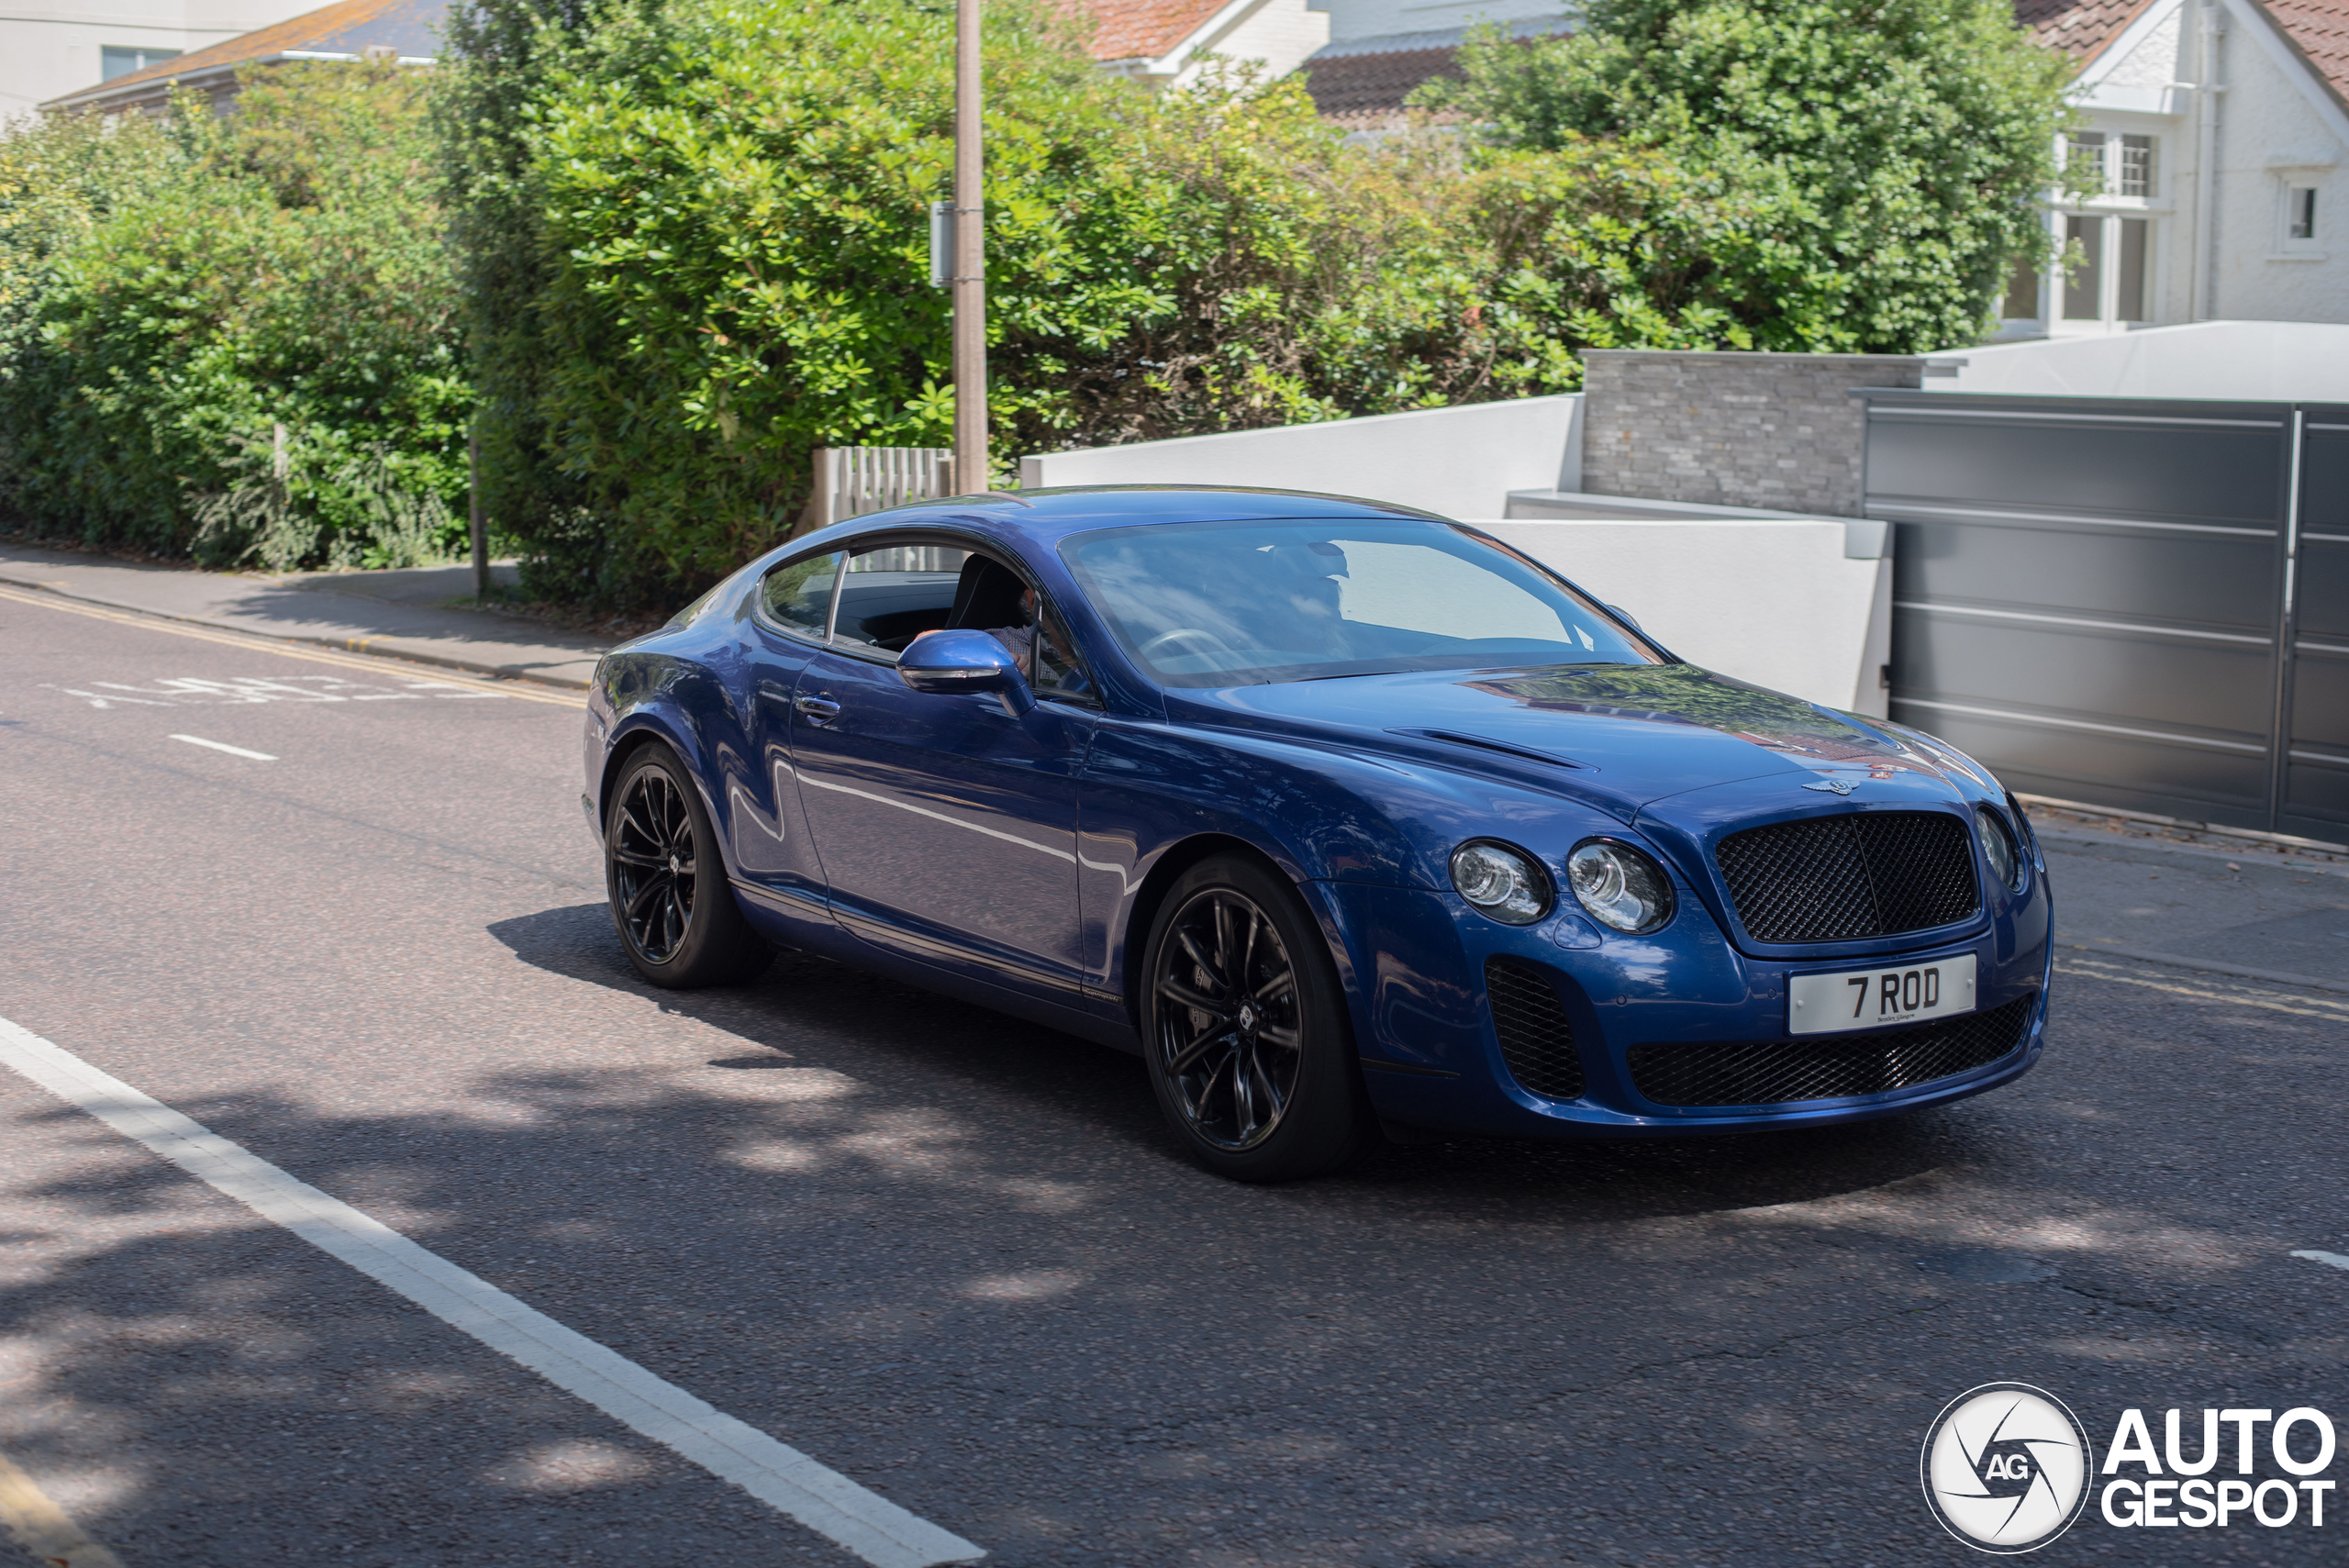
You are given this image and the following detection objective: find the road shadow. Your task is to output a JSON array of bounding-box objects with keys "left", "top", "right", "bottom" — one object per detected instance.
[
  {"left": 486, "top": 901, "right": 1984, "bottom": 1228},
  {"left": 6, "top": 940, "right": 2337, "bottom": 1568}
]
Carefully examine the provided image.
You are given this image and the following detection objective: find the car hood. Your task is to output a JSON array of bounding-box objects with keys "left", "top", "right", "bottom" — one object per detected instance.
[{"left": 1182, "top": 662, "right": 1965, "bottom": 813}]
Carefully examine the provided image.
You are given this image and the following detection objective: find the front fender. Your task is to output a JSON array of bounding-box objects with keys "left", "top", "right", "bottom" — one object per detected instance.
[{"left": 1077, "top": 717, "right": 1636, "bottom": 1021}]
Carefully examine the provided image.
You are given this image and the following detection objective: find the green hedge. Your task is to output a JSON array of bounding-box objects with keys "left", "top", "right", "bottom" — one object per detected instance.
[{"left": 0, "top": 63, "right": 469, "bottom": 569}]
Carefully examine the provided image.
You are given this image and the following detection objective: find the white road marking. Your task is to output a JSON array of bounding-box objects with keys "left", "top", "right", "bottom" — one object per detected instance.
[
  {"left": 0, "top": 1016, "right": 985, "bottom": 1568},
  {"left": 45, "top": 674, "right": 507, "bottom": 709},
  {"left": 0, "top": 584, "right": 580, "bottom": 707},
  {"left": 167, "top": 734, "right": 277, "bottom": 761},
  {"left": 2291, "top": 1250, "right": 2349, "bottom": 1272}
]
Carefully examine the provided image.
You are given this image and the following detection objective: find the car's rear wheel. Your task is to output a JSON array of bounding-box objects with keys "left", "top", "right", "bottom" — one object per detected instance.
[
  {"left": 605, "top": 745, "right": 768, "bottom": 987},
  {"left": 1141, "top": 855, "right": 1367, "bottom": 1181}
]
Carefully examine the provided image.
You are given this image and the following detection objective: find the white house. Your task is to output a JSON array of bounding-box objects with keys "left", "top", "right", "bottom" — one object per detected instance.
[
  {"left": 2, "top": 0, "right": 322, "bottom": 120},
  {"left": 1077, "top": 0, "right": 1570, "bottom": 107},
  {"left": 1081, "top": 0, "right": 2349, "bottom": 328},
  {"left": 2000, "top": 0, "right": 2349, "bottom": 332}
]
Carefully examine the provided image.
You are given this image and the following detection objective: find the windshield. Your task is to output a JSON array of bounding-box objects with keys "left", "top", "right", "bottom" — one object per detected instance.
[{"left": 1060, "top": 517, "right": 1661, "bottom": 687}]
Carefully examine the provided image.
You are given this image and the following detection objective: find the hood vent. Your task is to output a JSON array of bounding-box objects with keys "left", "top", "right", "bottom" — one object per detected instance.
[{"left": 1388, "top": 728, "right": 1588, "bottom": 770}]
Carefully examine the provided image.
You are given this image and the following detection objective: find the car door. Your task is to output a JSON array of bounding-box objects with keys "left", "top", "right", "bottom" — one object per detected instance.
[
  {"left": 729, "top": 548, "right": 842, "bottom": 943},
  {"left": 791, "top": 539, "right": 1098, "bottom": 994}
]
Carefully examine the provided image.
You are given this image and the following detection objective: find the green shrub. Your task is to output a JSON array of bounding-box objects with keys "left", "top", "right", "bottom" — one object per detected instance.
[
  {"left": 0, "top": 62, "right": 468, "bottom": 567},
  {"left": 1418, "top": 0, "right": 2076, "bottom": 351}
]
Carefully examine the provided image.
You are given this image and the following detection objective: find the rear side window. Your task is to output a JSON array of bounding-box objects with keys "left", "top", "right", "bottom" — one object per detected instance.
[
  {"left": 760, "top": 550, "right": 841, "bottom": 639},
  {"left": 833, "top": 544, "right": 971, "bottom": 656}
]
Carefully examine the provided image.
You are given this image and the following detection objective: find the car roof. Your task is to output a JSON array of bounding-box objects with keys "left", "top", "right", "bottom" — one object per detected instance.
[{"left": 792, "top": 484, "right": 1451, "bottom": 552}]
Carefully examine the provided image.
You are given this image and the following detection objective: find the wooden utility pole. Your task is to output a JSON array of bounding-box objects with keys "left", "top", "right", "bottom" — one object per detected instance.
[{"left": 952, "top": 0, "right": 987, "bottom": 493}]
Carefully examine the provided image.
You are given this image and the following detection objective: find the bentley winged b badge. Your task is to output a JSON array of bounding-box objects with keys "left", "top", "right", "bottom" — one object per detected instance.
[{"left": 1803, "top": 777, "right": 1860, "bottom": 795}]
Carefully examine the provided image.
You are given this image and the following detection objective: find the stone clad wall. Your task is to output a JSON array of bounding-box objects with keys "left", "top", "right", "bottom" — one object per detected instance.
[{"left": 1578, "top": 350, "right": 1928, "bottom": 517}]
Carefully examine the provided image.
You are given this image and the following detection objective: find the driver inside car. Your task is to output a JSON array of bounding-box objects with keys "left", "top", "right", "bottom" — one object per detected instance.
[{"left": 984, "top": 586, "right": 1039, "bottom": 679}]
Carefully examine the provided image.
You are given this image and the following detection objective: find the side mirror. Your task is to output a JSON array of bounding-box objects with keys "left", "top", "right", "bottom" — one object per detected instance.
[
  {"left": 1604, "top": 604, "right": 1643, "bottom": 633},
  {"left": 898, "top": 628, "right": 1035, "bottom": 717}
]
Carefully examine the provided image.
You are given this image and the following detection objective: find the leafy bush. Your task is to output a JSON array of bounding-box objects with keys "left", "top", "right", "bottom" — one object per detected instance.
[
  {"left": 0, "top": 62, "right": 469, "bottom": 568},
  {"left": 1418, "top": 0, "right": 2076, "bottom": 352}
]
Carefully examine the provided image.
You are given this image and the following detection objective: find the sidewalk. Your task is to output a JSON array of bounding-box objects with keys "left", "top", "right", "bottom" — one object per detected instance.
[{"left": 0, "top": 541, "right": 609, "bottom": 688}]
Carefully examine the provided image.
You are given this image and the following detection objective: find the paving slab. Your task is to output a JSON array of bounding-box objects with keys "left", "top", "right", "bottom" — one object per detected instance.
[{"left": 0, "top": 541, "right": 610, "bottom": 688}]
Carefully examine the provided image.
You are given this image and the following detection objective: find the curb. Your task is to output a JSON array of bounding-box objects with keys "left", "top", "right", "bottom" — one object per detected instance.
[{"left": 0, "top": 571, "right": 599, "bottom": 692}]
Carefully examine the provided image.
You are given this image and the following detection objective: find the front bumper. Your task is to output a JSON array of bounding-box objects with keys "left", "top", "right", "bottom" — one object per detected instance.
[{"left": 1330, "top": 876, "right": 2054, "bottom": 1140}]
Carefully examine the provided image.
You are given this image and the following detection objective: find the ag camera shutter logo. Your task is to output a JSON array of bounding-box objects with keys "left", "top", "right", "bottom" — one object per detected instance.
[{"left": 1921, "top": 1383, "right": 2095, "bottom": 1552}]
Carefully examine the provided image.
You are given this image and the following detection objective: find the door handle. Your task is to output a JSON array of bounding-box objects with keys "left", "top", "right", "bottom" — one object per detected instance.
[{"left": 794, "top": 695, "right": 842, "bottom": 725}]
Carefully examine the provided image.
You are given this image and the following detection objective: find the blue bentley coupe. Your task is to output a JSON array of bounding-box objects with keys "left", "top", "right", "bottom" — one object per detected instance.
[{"left": 584, "top": 486, "right": 2052, "bottom": 1180}]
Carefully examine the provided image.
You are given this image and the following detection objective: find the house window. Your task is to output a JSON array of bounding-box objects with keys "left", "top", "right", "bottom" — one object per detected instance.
[
  {"left": 2287, "top": 187, "right": 2318, "bottom": 242},
  {"left": 2063, "top": 215, "right": 2103, "bottom": 319},
  {"left": 2066, "top": 131, "right": 2107, "bottom": 194},
  {"left": 2117, "top": 135, "right": 2156, "bottom": 197},
  {"left": 2060, "top": 214, "right": 2152, "bottom": 326},
  {"left": 2001, "top": 258, "right": 2040, "bottom": 319},
  {"left": 2115, "top": 218, "right": 2148, "bottom": 320},
  {"left": 100, "top": 45, "right": 178, "bottom": 79}
]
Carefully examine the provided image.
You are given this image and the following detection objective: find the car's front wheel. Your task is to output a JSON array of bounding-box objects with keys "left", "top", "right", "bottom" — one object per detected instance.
[
  {"left": 1140, "top": 855, "right": 1368, "bottom": 1181},
  {"left": 605, "top": 745, "right": 768, "bottom": 987}
]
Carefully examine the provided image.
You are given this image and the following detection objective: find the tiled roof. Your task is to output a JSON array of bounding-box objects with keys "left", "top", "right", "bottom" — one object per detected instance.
[
  {"left": 1081, "top": 0, "right": 1230, "bottom": 62},
  {"left": 2259, "top": 0, "right": 2349, "bottom": 110},
  {"left": 50, "top": 0, "right": 444, "bottom": 106},
  {"left": 2013, "top": 0, "right": 2349, "bottom": 111},
  {"left": 1297, "top": 19, "right": 1570, "bottom": 126},
  {"left": 1300, "top": 44, "right": 1465, "bottom": 125},
  {"left": 2011, "top": 0, "right": 2157, "bottom": 63}
]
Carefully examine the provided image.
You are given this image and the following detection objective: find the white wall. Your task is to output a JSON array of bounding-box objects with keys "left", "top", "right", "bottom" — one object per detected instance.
[
  {"left": 1937, "top": 318, "right": 2349, "bottom": 399},
  {"left": 1019, "top": 395, "right": 1582, "bottom": 518},
  {"left": 1480, "top": 520, "right": 1893, "bottom": 717}
]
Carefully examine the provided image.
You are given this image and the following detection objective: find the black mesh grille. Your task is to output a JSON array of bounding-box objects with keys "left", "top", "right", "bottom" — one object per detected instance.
[
  {"left": 1716, "top": 811, "right": 1980, "bottom": 943},
  {"left": 1486, "top": 956, "right": 1586, "bottom": 1100},
  {"left": 1626, "top": 994, "right": 2036, "bottom": 1109}
]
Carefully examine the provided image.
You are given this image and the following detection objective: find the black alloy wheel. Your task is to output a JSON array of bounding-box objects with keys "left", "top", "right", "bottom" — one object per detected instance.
[
  {"left": 604, "top": 746, "right": 768, "bottom": 987},
  {"left": 1141, "top": 855, "right": 1367, "bottom": 1181}
]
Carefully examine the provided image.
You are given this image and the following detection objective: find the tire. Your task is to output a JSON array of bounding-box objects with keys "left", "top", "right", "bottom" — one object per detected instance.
[
  {"left": 604, "top": 744, "right": 769, "bottom": 987},
  {"left": 1140, "top": 854, "right": 1369, "bottom": 1181}
]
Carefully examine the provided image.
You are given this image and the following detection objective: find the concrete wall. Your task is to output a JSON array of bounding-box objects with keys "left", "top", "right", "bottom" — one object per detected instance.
[
  {"left": 1479, "top": 517, "right": 1893, "bottom": 717},
  {"left": 1936, "top": 318, "right": 2349, "bottom": 400},
  {"left": 1577, "top": 350, "right": 1928, "bottom": 517},
  {"left": 1018, "top": 395, "right": 1583, "bottom": 518}
]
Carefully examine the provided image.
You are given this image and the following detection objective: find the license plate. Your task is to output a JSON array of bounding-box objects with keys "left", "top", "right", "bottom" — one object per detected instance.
[{"left": 1789, "top": 954, "right": 1976, "bottom": 1036}]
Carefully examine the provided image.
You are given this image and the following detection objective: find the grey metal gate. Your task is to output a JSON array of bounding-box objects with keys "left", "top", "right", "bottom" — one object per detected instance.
[
  {"left": 2295, "top": 406, "right": 2349, "bottom": 839},
  {"left": 1857, "top": 389, "right": 2343, "bottom": 842}
]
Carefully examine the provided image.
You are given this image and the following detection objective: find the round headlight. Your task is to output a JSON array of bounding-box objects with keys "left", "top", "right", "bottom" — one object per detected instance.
[
  {"left": 1976, "top": 806, "right": 2023, "bottom": 893},
  {"left": 1449, "top": 840, "right": 1553, "bottom": 925},
  {"left": 1566, "top": 840, "right": 1675, "bottom": 933}
]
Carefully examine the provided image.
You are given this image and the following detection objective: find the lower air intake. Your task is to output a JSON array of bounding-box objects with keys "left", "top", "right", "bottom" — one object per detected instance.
[
  {"left": 1486, "top": 956, "right": 1586, "bottom": 1100},
  {"left": 1625, "top": 994, "right": 2036, "bottom": 1109}
]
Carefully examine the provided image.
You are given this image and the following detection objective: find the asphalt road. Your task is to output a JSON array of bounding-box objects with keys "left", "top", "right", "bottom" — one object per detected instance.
[{"left": 2, "top": 590, "right": 2343, "bottom": 1568}]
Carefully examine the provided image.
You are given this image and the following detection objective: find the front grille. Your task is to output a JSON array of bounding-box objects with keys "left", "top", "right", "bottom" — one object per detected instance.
[
  {"left": 1626, "top": 994, "right": 2036, "bottom": 1109},
  {"left": 1716, "top": 811, "right": 1979, "bottom": 943},
  {"left": 1486, "top": 956, "right": 1586, "bottom": 1100}
]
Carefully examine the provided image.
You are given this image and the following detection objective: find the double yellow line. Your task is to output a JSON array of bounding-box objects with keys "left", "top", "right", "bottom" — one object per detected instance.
[{"left": 0, "top": 583, "right": 588, "bottom": 708}]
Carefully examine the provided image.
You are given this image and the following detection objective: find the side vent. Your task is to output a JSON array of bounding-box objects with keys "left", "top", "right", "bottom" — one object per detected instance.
[{"left": 1485, "top": 956, "right": 1586, "bottom": 1100}]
